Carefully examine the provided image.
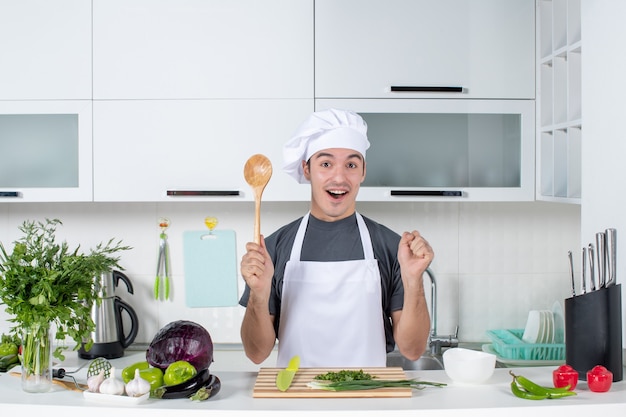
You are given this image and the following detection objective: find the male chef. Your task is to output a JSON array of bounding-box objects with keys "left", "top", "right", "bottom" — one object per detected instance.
[{"left": 239, "top": 108, "right": 433, "bottom": 367}]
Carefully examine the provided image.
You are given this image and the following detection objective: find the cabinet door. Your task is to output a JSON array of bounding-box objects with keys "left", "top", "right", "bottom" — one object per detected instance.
[
  {"left": 0, "top": 0, "right": 91, "bottom": 100},
  {"left": 316, "top": 98, "right": 535, "bottom": 202},
  {"left": 93, "top": 0, "right": 313, "bottom": 100},
  {"left": 315, "top": 0, "right": 535, "bottom": 99},
  {"left": 0, "top": 101, "right": 93, "bottom": 202},
  {"left": 93, "top": 100, "right": 312, "bottom": 202}
]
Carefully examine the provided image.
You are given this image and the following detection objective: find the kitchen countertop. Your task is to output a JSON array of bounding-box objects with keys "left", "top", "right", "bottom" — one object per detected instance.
[{"left": 2, "top": 351, "right": 626, "bottom": 416}]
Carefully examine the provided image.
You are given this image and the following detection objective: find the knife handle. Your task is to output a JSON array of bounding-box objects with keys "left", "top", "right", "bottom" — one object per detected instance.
[
  {"left": 568, "top": 250, "right": 576, "bottom": 297},
  {"left": 582, "top": 247, "right": 587, "bottom": 294},
  {"left": 588, "top": 244, "right": 596, "bottom": 291},
  {"left": 606, "top": 228, "right": 617, "bottom": 286},
  {"left": 596, "top": 232, "right": 606, "bottom": 288}
]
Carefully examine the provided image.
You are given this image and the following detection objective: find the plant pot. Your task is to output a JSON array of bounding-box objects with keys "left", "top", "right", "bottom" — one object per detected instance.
[{"left": 20, "top": 324, "right": 52, "bottom": 393}]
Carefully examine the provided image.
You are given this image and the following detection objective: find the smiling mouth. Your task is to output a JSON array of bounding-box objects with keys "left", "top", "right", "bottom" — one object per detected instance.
[{"left": 327, "top": 189, "right": 348, "bottom": 199}]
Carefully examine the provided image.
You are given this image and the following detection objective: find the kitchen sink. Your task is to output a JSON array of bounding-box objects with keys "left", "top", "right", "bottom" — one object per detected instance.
[{"left": 386, "top": 351, "right": 444, "bottom": 370}]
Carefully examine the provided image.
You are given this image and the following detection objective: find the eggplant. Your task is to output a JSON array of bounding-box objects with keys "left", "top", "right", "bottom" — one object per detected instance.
[
  {"left": 189, "top": 374, "right": 221, "bottom": 401},
  {"left": 153, "top": 368, "right": 220, "bottom": 400}
]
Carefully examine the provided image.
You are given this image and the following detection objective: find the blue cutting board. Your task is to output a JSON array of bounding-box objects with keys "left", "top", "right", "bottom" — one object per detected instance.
[{"left": 183, "top": 230, "right": 238, "bottom": 307}]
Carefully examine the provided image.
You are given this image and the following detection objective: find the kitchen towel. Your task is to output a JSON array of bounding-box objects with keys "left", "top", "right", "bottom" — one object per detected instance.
[{"left": 183, "top": 229, "right": 238, "bottom": 307}]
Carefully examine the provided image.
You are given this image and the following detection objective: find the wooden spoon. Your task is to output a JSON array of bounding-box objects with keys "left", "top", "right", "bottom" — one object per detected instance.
[{"left": 244, "top": 154, "right": 273, "bottom": 244}]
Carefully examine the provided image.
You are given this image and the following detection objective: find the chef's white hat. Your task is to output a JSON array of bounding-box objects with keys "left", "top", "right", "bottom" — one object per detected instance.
[{"left": 283, "top": 108, "right": 369, "bottom": 184}]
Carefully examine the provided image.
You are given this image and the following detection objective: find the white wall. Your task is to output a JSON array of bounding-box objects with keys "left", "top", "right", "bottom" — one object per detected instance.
[
  {"left": 0, "top": 200, "right": 579, "bottom": 350},
  {"left": 581, "top": 1, "right": 626, "bottom": 338}
]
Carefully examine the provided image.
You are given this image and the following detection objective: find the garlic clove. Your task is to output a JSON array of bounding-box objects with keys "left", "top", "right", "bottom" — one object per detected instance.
[
  {"left": 98, "top": 366, "right": 125, "bottom": 395},
  {"left": 87, "top": 369, "right": 105, "bottom": 393},
  {"left": 125, "top": 368, "right": 152, "bottom": 398}
]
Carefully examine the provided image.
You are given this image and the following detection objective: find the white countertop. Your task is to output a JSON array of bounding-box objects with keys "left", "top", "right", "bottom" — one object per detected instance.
[{"left": 2, "top": 350, "right": 626, "bottom": 416}]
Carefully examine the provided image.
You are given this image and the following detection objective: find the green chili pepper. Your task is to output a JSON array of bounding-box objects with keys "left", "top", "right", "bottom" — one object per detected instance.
[
  {"left": 510, "top": 378, "right": 548, "bottom": 400},
  {"left": 509, "top": 371, "right": 577, "bottom": 400}
]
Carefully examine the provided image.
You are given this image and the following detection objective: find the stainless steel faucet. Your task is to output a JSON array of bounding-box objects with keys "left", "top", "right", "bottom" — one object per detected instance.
[{"left": 424, "top": 268, "right": 459, "bottom": 355}]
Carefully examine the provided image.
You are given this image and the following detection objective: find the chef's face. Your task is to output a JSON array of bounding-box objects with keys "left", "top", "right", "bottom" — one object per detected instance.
[{"left": 302, "top": 148, "right": 366, "bottom": 222}]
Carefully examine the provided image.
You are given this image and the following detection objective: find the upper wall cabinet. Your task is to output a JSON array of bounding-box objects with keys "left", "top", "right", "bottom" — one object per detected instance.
[
  {"left": 315, "top": 0, "right": 535, "bottom": 100},
  {"left": 316, "top": 98, "right": 535, "bottom": 202},
  {"left": 93, "top": 0, "right": 313, "bottom": 100},
  {"left": 93, "top": 99, "right": 312, "bottom": 202},
  {"left": 0, "top": 100, "right": 93, "bottom": 202},
  {"left": 0, "top": 0, "right": 91, "bottom": 100}
]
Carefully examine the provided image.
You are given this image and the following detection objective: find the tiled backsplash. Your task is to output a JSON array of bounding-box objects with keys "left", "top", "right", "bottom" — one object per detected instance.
[{"left": 0, "top": 201, "right": 580, "bottom": 351}]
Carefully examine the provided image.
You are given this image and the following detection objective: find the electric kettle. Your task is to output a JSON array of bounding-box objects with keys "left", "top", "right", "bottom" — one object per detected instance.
[{"left": 78, "top": 270, "right": 139, "bottom": 359}]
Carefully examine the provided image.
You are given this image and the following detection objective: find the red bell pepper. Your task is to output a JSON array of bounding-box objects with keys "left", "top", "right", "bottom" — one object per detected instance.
[
  {"left": 553, "top": 364, "right": 578, "bottom": 390},
  {"left": 586, "top": 365, "right": 613, "bottom": 392}
]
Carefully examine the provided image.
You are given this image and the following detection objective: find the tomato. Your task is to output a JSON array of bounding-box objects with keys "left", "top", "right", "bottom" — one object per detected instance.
[
  {"left": 553, "top": 364, "right": 578, "bottom": 390},
  {"left": 163, "top": 360, "right": 197, "bottom": 386},
  {"left": 586, "top": 365, "right": 613, "bottom": 392}
]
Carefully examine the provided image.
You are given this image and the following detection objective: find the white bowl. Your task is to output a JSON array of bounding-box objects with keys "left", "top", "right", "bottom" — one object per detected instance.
[{"left": 442, "top": 348, "right": 496, "bottom": 384}]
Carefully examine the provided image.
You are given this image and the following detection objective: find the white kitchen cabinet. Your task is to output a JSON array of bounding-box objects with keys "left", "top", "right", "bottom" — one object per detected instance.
[
  {"left": 536, "top": 0, "right": 581, "bottom": 203},
  {"left": 93, "top": 100, "right": 312, "bottom": 202},
  {"left": 0, "top": 101, "right": 93, "bottom": 202},
  {"left": 93, "top": 0, "right": 313, "bottom": 100},
  {"left": 317, "top": 98, "right": 535, "bottom": 202},
  {"left": 315, "top": 0, "right": 535, "bottom": 100},
  {"left": 0, "top": 0, "right": 91, "bottom": 100}
]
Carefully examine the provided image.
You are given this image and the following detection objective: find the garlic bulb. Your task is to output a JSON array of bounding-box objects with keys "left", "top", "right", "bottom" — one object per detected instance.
[
  {"left": 87, "top": 369, "right": 105, "bottom": 393},
  {"left": 125, "top": 368, "right": 151, "bottom": 397},
  {"left": 98, "top": 367, "right": 125, "bottom": 395}
]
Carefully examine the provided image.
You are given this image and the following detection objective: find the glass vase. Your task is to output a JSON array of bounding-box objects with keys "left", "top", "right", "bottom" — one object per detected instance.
[{"left": 20, "top": 323, "right": 52, "bottom": 393}]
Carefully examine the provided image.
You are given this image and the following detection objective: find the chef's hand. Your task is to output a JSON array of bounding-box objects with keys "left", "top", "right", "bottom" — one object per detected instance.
[
  {"left": 241, "top": 235, "right": 275, "bottom": 299},
  {"left": 397, "top": 231, "right": 434, "bottom": 285}
]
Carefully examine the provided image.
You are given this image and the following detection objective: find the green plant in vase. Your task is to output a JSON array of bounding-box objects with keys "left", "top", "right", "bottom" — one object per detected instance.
[{"left": 0, "top": 218, "right": 131, "bottom": 392}]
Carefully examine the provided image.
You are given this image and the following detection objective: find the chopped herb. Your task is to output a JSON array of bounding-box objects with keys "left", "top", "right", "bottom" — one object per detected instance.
[{"left": 314, "top": 369, "right": 375, "bottom": 382}]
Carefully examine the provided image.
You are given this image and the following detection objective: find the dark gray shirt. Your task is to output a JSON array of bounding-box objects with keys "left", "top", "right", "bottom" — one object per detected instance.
[{"left": 239, "top": 212, "right": 405, "bottom": 352}]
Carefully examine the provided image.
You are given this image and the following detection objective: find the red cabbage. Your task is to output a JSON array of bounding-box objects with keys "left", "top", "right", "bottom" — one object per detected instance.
[{"left": 146, "top": 320, "right": 213, "bottom": 371}]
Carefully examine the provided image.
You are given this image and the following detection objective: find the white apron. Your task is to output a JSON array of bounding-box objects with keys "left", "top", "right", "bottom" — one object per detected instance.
[{"left": 276, "top": 212, "right": 387, "bottom": 368}]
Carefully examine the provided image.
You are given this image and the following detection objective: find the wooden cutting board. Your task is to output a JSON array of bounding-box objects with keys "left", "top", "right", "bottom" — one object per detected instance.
[
  {"left": 253, "top": 367, "right": 412, "bottom": 398},
  {"left": 10, "top": 372, "right": 87, "bottom": 392}
]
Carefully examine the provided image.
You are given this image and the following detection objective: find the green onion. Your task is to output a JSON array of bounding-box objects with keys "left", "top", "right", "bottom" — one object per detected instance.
[{"left": 307, "top": 379, "right": 446, "bottom": 391}]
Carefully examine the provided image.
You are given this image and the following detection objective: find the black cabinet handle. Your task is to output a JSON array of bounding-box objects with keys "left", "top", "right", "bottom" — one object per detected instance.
[
  {"left": 391, "top": 190, "right": 463, "bottom": 197},
  {"left": 0, "top": 191, "right": 19, "bottom": 197},
  {"left": 166, "top": 190, "right": 240, "bottom": 197},
  {"left": 390, "top": 86, "right": 463, "bottom": 93}
]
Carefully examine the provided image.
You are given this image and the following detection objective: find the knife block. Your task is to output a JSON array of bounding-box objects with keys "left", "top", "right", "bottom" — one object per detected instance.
[{"left": 564, "top": 284, "right": 623, "bottom": 381}]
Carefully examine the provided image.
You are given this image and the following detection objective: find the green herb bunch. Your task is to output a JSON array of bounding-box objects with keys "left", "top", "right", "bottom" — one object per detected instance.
[{"left": 0, "top": 218, "right": 131, "bottom": 360}]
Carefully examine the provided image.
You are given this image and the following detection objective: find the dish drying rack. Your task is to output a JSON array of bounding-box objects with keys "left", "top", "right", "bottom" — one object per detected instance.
[{"left": 486, "top": 329, "right": 565, "bottom": 361}]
